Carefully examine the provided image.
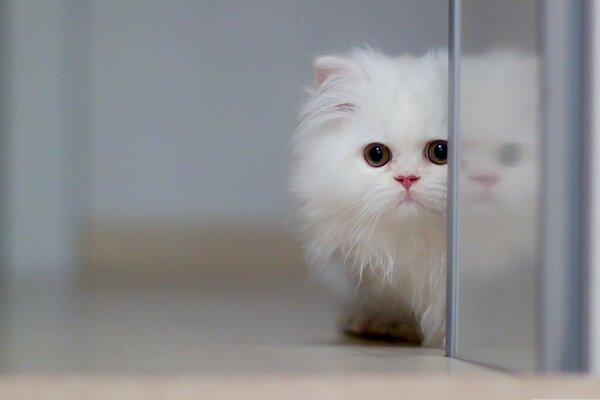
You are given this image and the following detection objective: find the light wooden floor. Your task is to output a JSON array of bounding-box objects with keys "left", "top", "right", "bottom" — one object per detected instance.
[
  {"left": 0, "top": 277, "right": 598, "bottom": 398},
  {"left": 0, "top": 278, "right": 483, "bottom": 374},
  {"left": 0, "top": 375, "right": 599, "bottom": 400}
]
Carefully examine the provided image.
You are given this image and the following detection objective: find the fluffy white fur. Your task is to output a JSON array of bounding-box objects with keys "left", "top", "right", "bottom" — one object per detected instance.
[{"left": 290, "top": 48, "right": 448, "bottom": 347}]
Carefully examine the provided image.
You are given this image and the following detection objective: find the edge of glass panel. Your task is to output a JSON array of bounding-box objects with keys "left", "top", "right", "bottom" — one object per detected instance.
[
  {"left": 538, "top": 0, "right": 584, "bottom": 372},
  {"left": 445, "top": 0, "right": 460, "bottom": 358},
  {"left": 582, "top": 0, "right": 600, "bottom": 374}
]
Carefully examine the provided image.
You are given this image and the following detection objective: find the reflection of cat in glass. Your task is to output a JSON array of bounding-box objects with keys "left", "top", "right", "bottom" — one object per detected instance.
[
  {"left": 459, "top": 51, "right": 539, "bottom": 358},
  {"left": 290, "top": 49, "right": 447, "bottom": 347},
  {"left": 461, "top": 51, "right": 538, "bottom": 216},
  {"left": 460, "top": 51, "right": 538, "bottom": 272}
]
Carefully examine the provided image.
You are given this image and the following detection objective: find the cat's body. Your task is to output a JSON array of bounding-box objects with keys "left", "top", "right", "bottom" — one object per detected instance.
[{"left": 290, "top": 49, "right": 447, "bottom": 347}]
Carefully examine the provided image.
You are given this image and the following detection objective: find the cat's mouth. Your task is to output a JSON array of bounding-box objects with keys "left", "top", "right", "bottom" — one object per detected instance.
[{"left": 399, "top": 193, "right": 417, "bottom": 205}]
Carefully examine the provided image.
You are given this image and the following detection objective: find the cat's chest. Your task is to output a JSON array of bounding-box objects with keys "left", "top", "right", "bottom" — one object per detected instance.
[
  {"left": 357, "top": 223, "right": 446, "bottom": 277},
  {"left": 373, "top": 220, "right": 445, "bottom": 258},
  {"left": 352, "top": 232, "right": 445, "bottom": 302},
  {"left": 386, "top": 236, "right": 444, "bottom": 271}
]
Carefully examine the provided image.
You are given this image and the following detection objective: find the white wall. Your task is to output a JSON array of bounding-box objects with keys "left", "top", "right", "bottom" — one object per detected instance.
[
  {"left": 89, "top": 0, "right": 448, "bottom": 227},
  {"left": 3, "top": 0, "right": 89, "bottom": 280},
  {"left": 2, "top": 0, "right": 447, "bottom": 279}
]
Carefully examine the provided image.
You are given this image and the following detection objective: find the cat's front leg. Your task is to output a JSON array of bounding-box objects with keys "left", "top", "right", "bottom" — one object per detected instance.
[{"left": 418, "top": 298, "right": 446, "bottom": 348}]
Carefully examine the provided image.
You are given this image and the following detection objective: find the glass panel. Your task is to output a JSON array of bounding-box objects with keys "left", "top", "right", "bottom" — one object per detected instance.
[{"left": 454, "top": 0, "right": 540, "bottom": 370}]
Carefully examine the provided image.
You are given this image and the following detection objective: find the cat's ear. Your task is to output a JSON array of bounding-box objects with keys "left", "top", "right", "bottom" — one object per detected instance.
[{"left": 313, "top": 56, "right": 359, "bottom": 87}]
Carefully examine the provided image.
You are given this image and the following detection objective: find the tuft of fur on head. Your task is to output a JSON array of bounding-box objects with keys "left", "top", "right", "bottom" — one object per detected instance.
[{"left": 289, "top": 48, "right": 448, "bottom": 346}]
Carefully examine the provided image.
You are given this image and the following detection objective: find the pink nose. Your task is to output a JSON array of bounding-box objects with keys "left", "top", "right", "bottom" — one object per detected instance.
[
  {"left": 470, "top": 174, "right": 499, "bottom": 188},
  {"left": 394, "top": 175, "right": 420, "bottom": 191}
]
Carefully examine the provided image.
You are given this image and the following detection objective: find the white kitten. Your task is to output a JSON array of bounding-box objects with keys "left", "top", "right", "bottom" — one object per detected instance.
[{"left": 290, "top": 48, "right": 447, "bottom": 347}]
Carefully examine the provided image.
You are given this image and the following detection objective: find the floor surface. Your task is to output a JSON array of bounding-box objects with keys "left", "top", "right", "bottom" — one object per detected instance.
[
  {"left": 2, "top": 278, "right": 599, "bottom": 398},
  {"left": 0, "top": 277, "right": 485, "bottom": 375}
]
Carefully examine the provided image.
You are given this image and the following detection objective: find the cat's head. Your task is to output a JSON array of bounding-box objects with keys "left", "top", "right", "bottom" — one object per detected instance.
[
  {"left": 291, "top": 49, "right": 448, "bottom": 237},
  {"left": 460, "top": 51, "right": 539, "bottom": 215}
]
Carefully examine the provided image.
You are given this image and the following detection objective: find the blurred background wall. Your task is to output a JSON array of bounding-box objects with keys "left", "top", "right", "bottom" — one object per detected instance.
[
  {"left": 2, "top": 0, "right": 90, "bottom": 283},
  {"left": 2, "top": 0, "right": 448, "bottom": 283}
]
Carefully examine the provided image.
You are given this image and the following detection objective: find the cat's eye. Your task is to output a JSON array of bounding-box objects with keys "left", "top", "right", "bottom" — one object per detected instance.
[
  {"left": 364, "top": 143, "right": 391, "bottom": 167},
  {"left": 498, "top": 142, "right": 521, "bottom": 166},
  {"left": 425, "top": 140, "right": 448, "bottom": 165}
]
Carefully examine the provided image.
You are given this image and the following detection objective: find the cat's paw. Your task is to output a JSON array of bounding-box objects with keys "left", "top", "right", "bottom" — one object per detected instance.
[{"left": 341, "top": 312, "right": 422, "bottom": 343}]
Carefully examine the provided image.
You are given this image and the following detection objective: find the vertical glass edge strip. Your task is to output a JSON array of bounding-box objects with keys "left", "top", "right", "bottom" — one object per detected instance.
[
  {"left": 582, "top": 0, "right": 598, "bottom": 374},
  {"left": 537, "top": 0, "right": 549, "bottom": 373},
  {"left": 538, "top": 0, "right": 585, "bottom": 372},
  {"left": 445, "top": 0, "right": 460, "bottom": 358}
]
